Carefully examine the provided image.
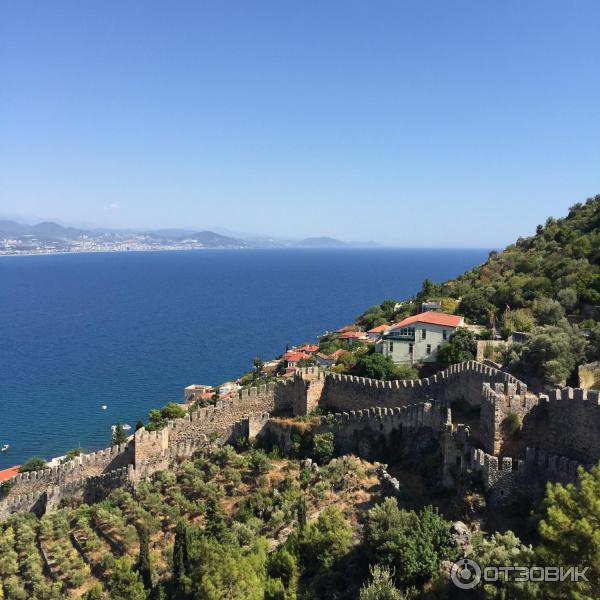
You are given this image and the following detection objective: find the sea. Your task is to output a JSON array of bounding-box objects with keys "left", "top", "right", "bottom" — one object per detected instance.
[{"left": 0, "top": 248, "right": 489, "bottom": 468}]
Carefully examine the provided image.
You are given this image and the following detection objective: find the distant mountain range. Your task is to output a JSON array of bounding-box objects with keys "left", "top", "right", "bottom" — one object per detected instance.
[{"left": 0, "top": 219, "right": 381, "bottom": 255}]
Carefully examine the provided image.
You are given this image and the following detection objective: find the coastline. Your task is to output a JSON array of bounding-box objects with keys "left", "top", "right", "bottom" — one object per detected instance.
[{"left": 0, "top": 247, "right": 491, "bottom": 469}]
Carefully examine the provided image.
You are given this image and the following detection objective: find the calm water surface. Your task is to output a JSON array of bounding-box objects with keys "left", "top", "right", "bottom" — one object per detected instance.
[{"left": 0, "top": 248, "right": 489, "bottom": 467}]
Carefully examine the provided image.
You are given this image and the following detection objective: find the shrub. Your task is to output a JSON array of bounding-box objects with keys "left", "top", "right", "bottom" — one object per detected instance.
[
  {"left": 360, "top": 565, "right": 407, "bottom": 600},
  {"left": 365, "top": 498, "right": 457, "bottom": 588},
  {"left": 299, "top": 506, "right": 353, "bottom": 571},
  {"left": 19, "top": 457, "right": 47, "bottom": 473},
  {"left": 502, "top": 412, "right": 521, "bottom": 437},
  {"left": 249, "top": 449, "right": 271, "bottom": 474},
  {"left": 312, "top": 433, "right": 335, "bottom": 464}
]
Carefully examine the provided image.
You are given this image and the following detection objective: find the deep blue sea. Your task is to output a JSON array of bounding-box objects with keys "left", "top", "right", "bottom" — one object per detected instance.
[{"left": 0, "top": 248, "right": 488, "bottom": 468}]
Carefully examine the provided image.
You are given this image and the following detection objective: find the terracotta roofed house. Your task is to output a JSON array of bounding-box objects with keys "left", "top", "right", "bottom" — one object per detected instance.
[
  {"left": 378, "top": 311, "right": 464, "bottom": 364},
  {"left": 367, "top": 323, "right": 391, "bottom": 341},
  {"left": 283, "top": 351, "right": 311, "bottom": 368}
]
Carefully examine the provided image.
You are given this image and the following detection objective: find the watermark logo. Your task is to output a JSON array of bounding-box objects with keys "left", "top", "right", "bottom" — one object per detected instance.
[
  {"left": 450, "top": 559, "right": 589, "bottom": 589},
  {"left": 451, "top": 558, "right": 481, "bottom": 589}
]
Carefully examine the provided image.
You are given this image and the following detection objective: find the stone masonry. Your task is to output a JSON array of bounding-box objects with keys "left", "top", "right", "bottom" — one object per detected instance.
[{"left": 2, "top": 361, "right": 599, "bottom": 519}]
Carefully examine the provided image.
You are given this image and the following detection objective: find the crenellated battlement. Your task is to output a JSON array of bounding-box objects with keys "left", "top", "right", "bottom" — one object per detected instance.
[
  {"left": 465, "top": 445, "right": 583, "bottom": 505},
  {"left": 3, "top": 360, "right": 600, "bottom": 521}
]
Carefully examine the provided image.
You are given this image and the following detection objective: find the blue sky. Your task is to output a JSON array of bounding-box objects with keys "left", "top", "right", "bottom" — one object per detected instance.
[{"left": 1, "top": 1, "right": 599, "bottom": 246}]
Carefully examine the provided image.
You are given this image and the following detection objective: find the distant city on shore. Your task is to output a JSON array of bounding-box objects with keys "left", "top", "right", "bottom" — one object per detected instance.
[{"left": 0, "top": 219, "right": 380, "bottom": 256}]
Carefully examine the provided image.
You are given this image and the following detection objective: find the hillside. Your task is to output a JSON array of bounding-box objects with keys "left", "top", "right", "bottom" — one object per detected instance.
[
  {"left": 0, "top": 448, "right": 399, "bottom": 599},
  {"left": 445, "top": 194, "right": 600, "bottom": 320},
  {"left": 352, "top": 195, "right": 600, "bottom": 385}
]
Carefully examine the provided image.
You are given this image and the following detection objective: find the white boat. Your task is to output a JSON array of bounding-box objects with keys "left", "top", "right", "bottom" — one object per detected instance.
[
  {"left": 1, "top": 444, "right": 10, "bottom": 453},
  {"left": 101, "top": 405, "right": 108, "bottom": 410},
  {"left": 111, "top": 424, "right": 132, "bottom": 433}
]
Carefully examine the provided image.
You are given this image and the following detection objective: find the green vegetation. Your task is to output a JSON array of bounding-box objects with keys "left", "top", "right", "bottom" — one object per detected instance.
[
  {"left": 502, "top": 412, "right": 521, "bottom": 437},
  {"left": 436, "top": 328, "right": 476, "bottom": 365},
  {"left": 145, "top": 403, "right": 187, "bottom": 432},
  {"left": 536, "top": 463, "right": 600, "bottom": 600},
  {"left": 359, "top": 565, "right": 407, "bottom": 600},
  {"left": 356, "top": 299, "right": 405, "bottom": 330},
  {"left": 354, "top": 353, "right": 418, "bottom": 381},
  {"left": 111, "top": 424, "right": 128, "bottom": 446},
  {"left": 402, "top": 196, "right": 600, "bottom": 383},
  {"left": 62, "top": 448, "right": 84, "bottom": 463},
  {"left": 364, "top": 498, "right": 457, "bottom": 588},
  {"left": 312, "top": 433, "right": 335, "bottom": 464},
  {"left": 2, "top": 438, "right": 600, "bottom": 599},
  {"left": 18, "top": 457, "right": 47, "bottom": 473}
]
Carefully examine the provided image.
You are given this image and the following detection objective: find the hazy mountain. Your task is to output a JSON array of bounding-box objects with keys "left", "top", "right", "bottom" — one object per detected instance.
[
  {"left": 0, "top": 219, "right": 382, "bottom": 251},
  {"left": 0, "top": 220, "right": 31, "bottom": 237},
  {"left": 296, "top": 237, "right": 347, "bottom": 248},
  {"left": 183, "top": 231, "right": 248, "bottom": 248},
  {"left": 0, "top": 220, "right": 85, "bottom": 240}
]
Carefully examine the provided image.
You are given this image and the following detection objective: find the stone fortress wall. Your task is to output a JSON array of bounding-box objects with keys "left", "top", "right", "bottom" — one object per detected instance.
[{"left": 2, "top": 360, "right": 600, "bottom": 519}]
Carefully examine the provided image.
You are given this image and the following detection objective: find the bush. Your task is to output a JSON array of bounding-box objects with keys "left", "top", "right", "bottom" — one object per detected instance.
[
  {"left": 532, "top": 298, "right": 565, "bottom": 326},
  {"left": 354, "top": 353, "right": 402, "bottom": 381},
  {"left": 437, "top": 329, "right": 476, "bottom": 365},
  {"left": 146, "top": 402, "right": 187, "bottom": 431},
  {"left": 19, "top": 457, "right": 47, "bottom": 473},
  {"left": 502, "top": 412, "right": 521, "bottom": 437},
  {"left": 249, "top": 449, "right": 271, "bottom": 474},
  {"left": 299, "top": 506, "right": 353, "bottom": 571},
  {"left": 360, "top": 565, "right": 407, "bottom": 600},
  {"left": 365, "top": 498, "right": 457, "bottom": 588},
  {"left": 312, "top": 433, "right": 335, "bottom": 464}
]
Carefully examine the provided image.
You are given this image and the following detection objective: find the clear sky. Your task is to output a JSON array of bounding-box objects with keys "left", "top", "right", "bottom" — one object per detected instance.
[{"left": 1, "top": 1, "right": 599, "bottom": 247}]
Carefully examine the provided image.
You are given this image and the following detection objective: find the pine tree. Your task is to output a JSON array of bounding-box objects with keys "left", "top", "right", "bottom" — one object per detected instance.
[
  {"left": 109, "top": 556, "right": 148, "bottom": 600},
  {"left": 297, "top": 494, "right": 307, "bottom": 530},
  {"left": 112, "top": 423, "right": 127, "bottom": 446},
  {"left": 173, "top": 520, "right": 189, "bottom": 591},
  {"left": 537, "top": 464, "right": 600, "bottom": 600},
  {"left": 204, "top": 498, "right": 227, "bottom": 540},
  {"left": 137, "top": 528, "right": 153, "bottom": 590}
]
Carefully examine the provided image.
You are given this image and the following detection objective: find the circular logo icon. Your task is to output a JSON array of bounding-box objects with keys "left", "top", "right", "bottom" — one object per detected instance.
[{"left": 451, "top": 558, "right": 481, "bottom": 589}]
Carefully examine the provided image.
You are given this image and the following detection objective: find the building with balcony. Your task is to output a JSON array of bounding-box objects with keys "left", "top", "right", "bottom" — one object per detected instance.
[{"left": 377, "top": 311, "right": 464, "bottom": 364}]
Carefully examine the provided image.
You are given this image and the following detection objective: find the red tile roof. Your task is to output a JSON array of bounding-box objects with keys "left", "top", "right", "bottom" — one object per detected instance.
[
  {"left": 284, "top": 351, "right": 311, "bottom": 362},
  {"left": 390, "top": 311, "right": 464, "bottom": 329},
  {"left": 367, "top": 323, "right": 391, "bottom": 333},
  {"left": 336, "top": 331, "right": 367, "bottom": 339},
  {"left": 315, "top": 348, "right": 346, "bottom": 360},
  {"left": 0, "top": 466, "right": 20, "bottom": 482},
  {"left": 297, "top": 344, "right": 318, "bottom": 353}
]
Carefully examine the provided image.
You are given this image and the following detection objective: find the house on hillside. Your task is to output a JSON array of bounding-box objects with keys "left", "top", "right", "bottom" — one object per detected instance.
[
  {"left": 376, "top": 311, "right": 464, "bottom": 364},
  {"left": 421, "top": 299, "right": 442, "bottom": 312},
  {"left": 334, "top": 330, "right": 368, "bottom": 346},
  {"left": 366, "top": 323, "right": 390, "bottom": 341},
  {"left": 314, "top": 348, "right": 346, "bottom": 368},
  {"left": 184, "top": 384, "right": 215, "bottom": 403},
  {"left": 283, "top": 351, "right": 311, "bottom": 368}
]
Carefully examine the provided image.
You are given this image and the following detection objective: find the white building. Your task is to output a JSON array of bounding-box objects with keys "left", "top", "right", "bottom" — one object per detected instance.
[{"left": 377, "top": 311, "right": 464, "bottom": 364}]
